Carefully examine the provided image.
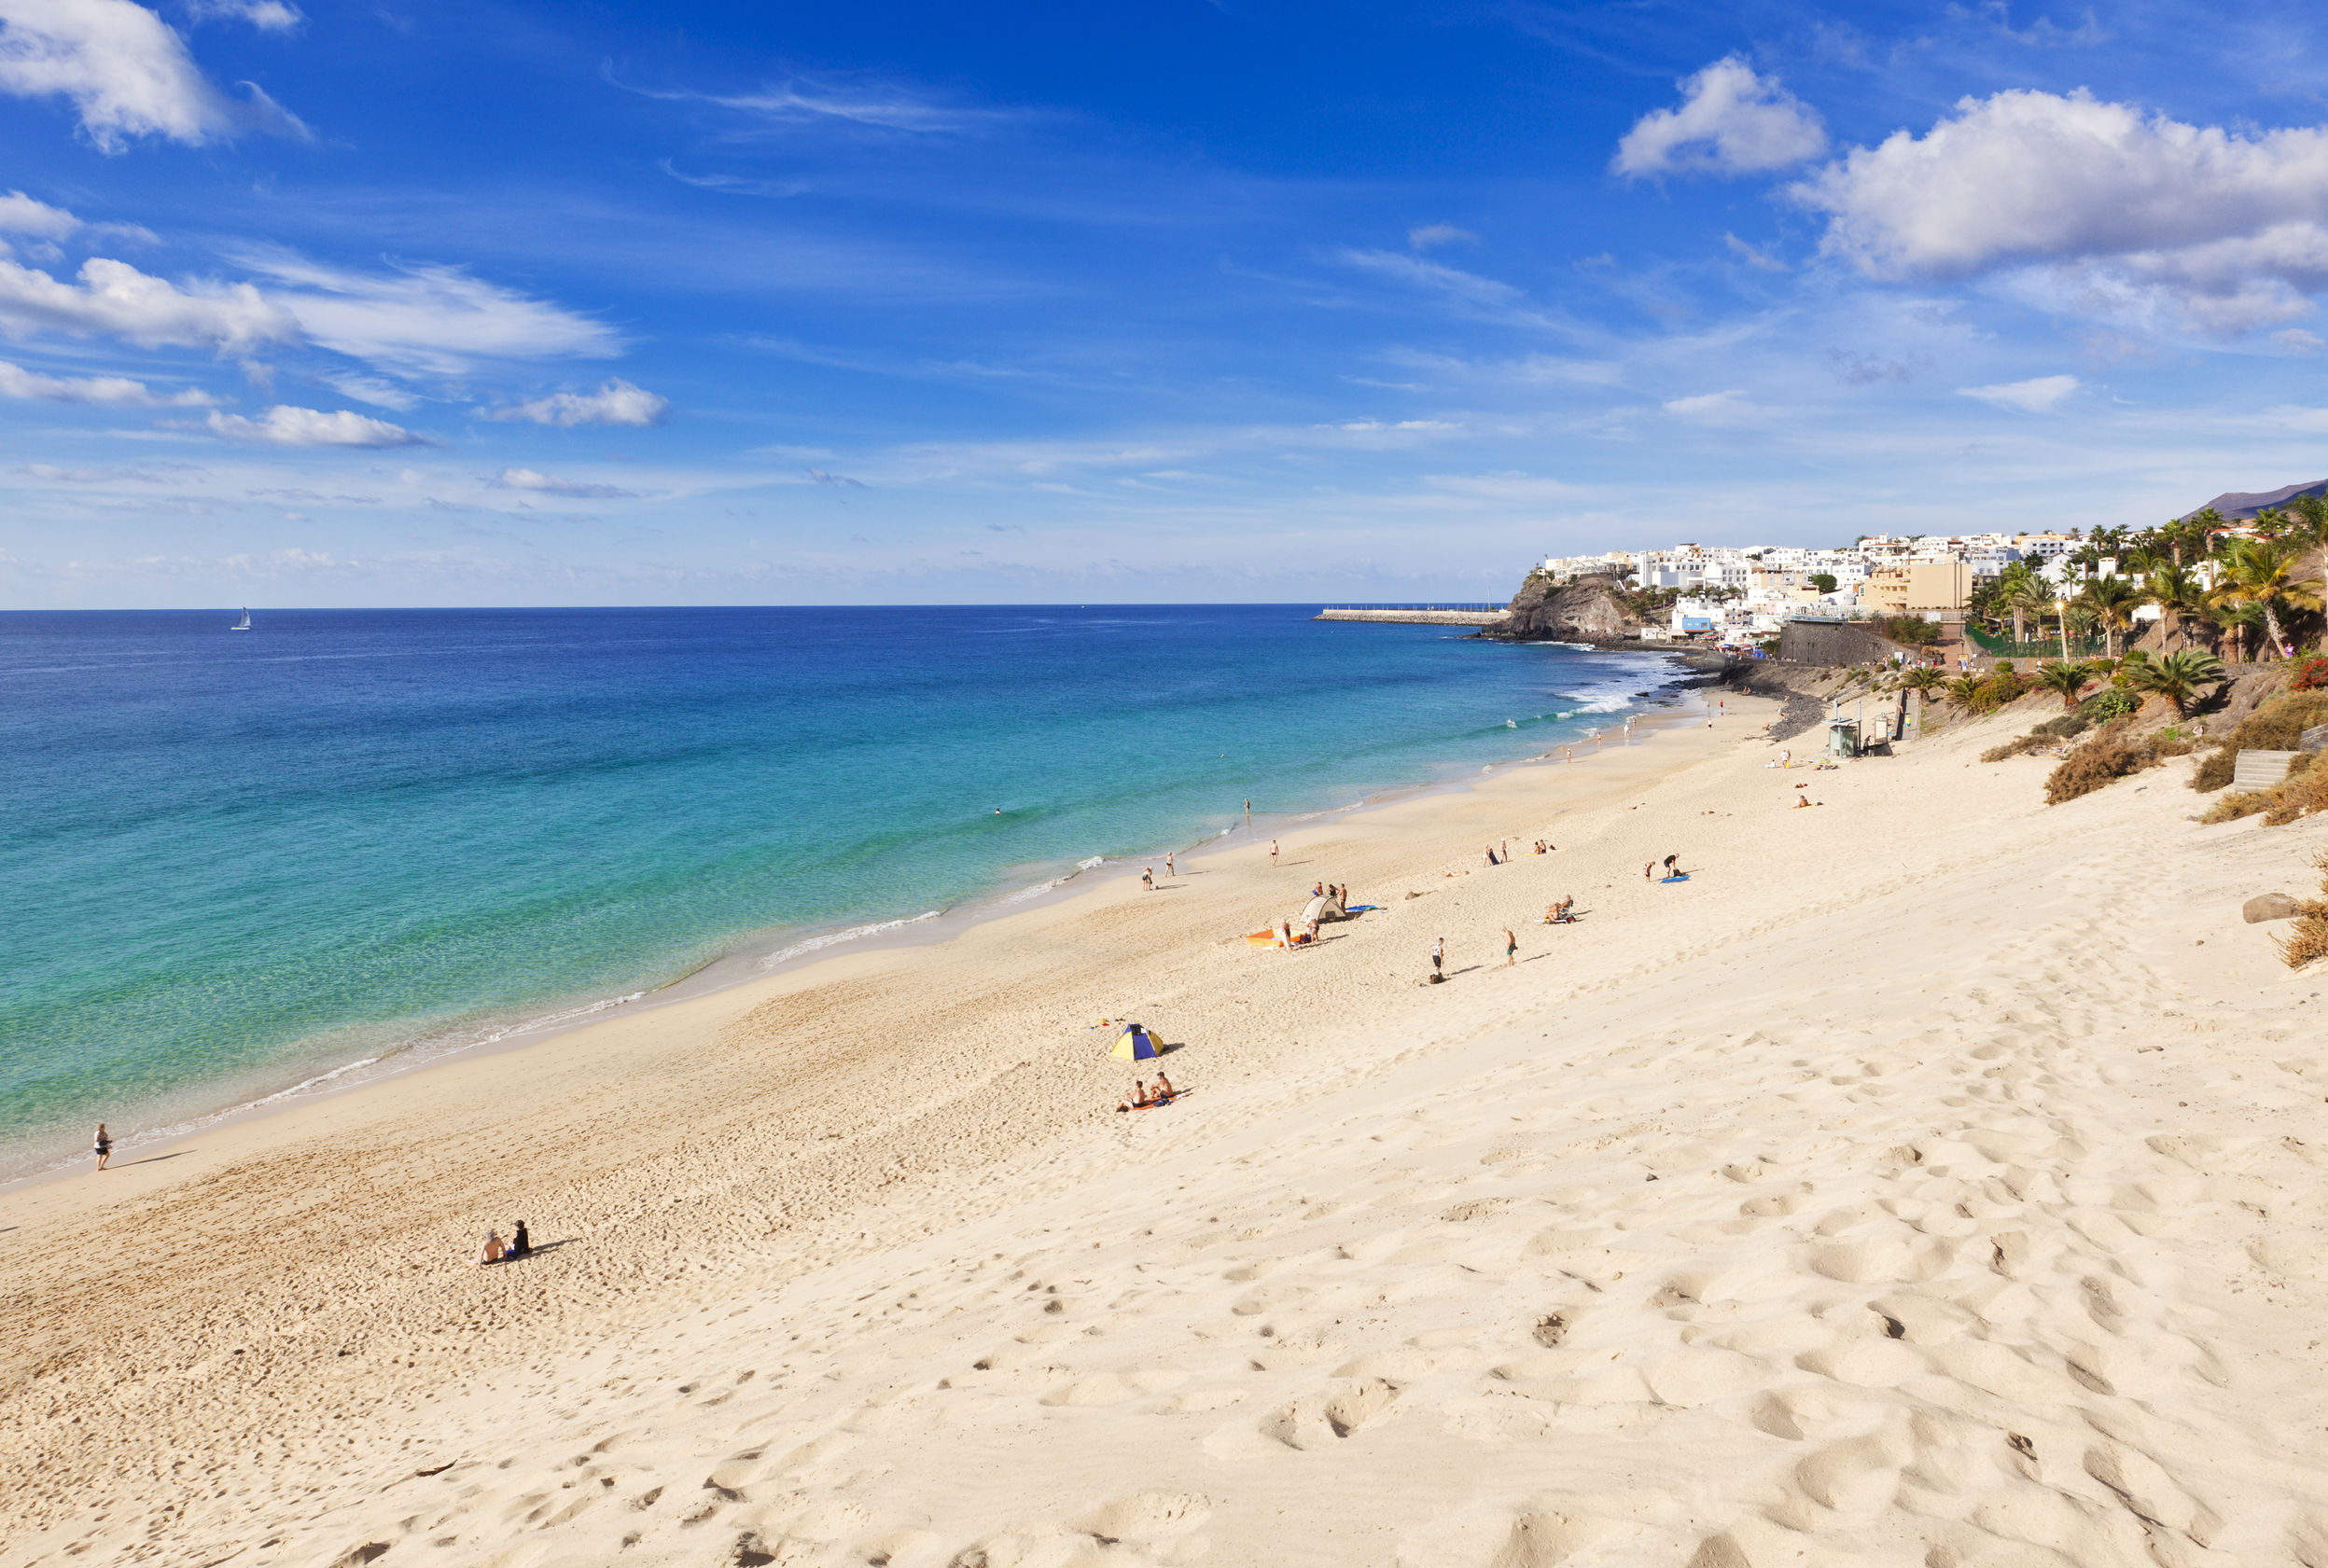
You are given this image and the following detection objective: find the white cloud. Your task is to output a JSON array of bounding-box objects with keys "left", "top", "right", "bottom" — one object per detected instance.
[
  {"left": 0, "top": 354, "right": 213, "bottom": 403},
  {"left": 1959, "top": 373, "right": 2080, "bottom": 412},
  {"left": 0, "top": 188, "right": 78, "bottom": 237},
  {"left": 206, "top": 404, "right": 424, "bottom": 446},
  {"left": 1722, "top": 231, "right": 1789, "bottom": 271},
  {"left": 612, "top": 70, "right": 983, "bottom": 133},
  {"left": 323, "top": 371, "right": 418, "bottom": 410},
  {"left": 485, "top": 377, "right": 669, "bottom": 427},
  {"left": 0, "top": 255, "right": 296, "bottom": 351},
  {"left": 2275, "top": 327, "right": 2327, "bottom": 355},
  {"left": 1613, "top": 57, "right": 1828, "bottom": 178},
  {"left": 1793, "top": 90, "right": 2328, "bottom": 333},
  {"left": 184, "top": 0, "right": 300, "bottom": 29},
  {"left": 238, "top": 256, "right": 620, "bottom": 377},
  {"left": 1407, "top": 223, "right": 1476, "bottom": 251},
  {"left": 1662, "top": 389, "right": 1758, "bottom": 421},
  {"left": 0, "top": 0, "right": 304, "bottom": 149},
  {"left": 495, "top": 465, "right": 634, "bottom": 498}
]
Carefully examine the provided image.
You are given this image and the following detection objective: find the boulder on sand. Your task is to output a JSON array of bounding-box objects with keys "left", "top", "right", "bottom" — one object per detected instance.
[{"left": 2246, "top": 893, "right": 2302, "bottom": 923}]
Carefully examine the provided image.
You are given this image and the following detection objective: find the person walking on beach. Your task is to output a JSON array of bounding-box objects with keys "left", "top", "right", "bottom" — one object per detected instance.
[
  {"left": 92, "top": 1122, "right": 111, "bottom": 1171},
  {"left": 1164, "top": 853, "right": 1175, "bottom": 877},
  {"left": 1503, "top": 927, "right": 1517, "bottom": 966},
  {"left": 1431, "top": 937, "right": 1444, "bottom": 978},
  {"left": 1270, "top": 839, "right": 1279, "bottom": 867}
]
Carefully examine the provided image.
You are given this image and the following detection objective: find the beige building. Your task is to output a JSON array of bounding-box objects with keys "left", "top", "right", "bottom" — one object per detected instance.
[
  {"left": 1906, "top": 561, "right": 1972, "bottom": 621},
  {"left": 1864, "top": 561, "right": 1970, "bottom": 620}
]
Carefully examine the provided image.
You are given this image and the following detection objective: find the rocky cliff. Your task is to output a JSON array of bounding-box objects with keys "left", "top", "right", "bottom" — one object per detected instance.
[{"left": 1479, "top": 572, "right": 1648, "bottom": 645}]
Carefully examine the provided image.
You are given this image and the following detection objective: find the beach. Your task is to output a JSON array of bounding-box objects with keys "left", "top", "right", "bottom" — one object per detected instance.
[{"left": 8, "top": 690, "right": 2328, "bottom": 1567}]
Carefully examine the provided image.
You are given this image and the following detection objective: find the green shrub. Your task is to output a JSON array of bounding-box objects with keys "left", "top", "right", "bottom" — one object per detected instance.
[
  {"left": 2034, "top": 714, "right": 2089, "bottom": 740},
  {"left": 2085, "top": 688, "right": 2138, "bottom": 721}
]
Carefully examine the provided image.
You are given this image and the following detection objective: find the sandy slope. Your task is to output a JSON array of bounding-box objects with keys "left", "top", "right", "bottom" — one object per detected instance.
[{"left": 9, "top": 693, "right": 2328, "bottom": 1568}]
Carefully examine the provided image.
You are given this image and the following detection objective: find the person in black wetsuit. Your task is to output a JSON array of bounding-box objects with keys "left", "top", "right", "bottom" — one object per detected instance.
[{"left": 509, "top": 1221, "right": 532, "bottom": 1259}]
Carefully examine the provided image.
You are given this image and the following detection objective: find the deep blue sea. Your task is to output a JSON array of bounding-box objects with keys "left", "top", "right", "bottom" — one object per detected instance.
[{"left": 0, "top": 606, "right": 1684, "bottom": 1179}]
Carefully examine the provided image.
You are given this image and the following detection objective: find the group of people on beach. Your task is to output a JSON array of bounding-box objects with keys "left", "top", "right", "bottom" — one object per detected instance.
[
  {"left": 1116, "top": 1073, "right": 1177, "bottom": 1112},
  {"left": 474, "top": 1221, "right": 533, "bottom": 1267},
  {"left": 1140, "top": 853, "right": 1178, "bottom": 892}
]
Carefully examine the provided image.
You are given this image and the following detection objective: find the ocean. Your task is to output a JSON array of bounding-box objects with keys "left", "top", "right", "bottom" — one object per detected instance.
[{"left": 0, "top": 606, "right": 1687, "bottom": 1180}]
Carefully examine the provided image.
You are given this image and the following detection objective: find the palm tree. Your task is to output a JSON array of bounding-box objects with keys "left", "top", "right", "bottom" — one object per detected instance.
[
  {"left": 2213, "top": 536, "right": 2324, "bottom": 659},
  {"left": 2126, "top": 649, "right": 2226, "bottom": 718},
  {"left": 1944, "top": 674, "right": 1985, "bottom": 708},
  {"left": 2146, "top": 562, "right": 2206, "bottom": 652},
  {"left": 1992, "top": 562, "right": 2042, "bottom": 645},
  {"left": 2210, "top": 600, "right": 2265, "bottom": 663},
  {"left": 2289, "top": 492, "right": 2328, "bottom": 553},
  {"left": 2034, "top": 659, "right": 2092, "bottom": 710},
  {"left": 2081, "top": 576, "right": 2142, "bottom": 659}
]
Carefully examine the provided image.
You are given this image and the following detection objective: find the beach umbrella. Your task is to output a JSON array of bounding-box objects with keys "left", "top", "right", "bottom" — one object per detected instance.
[{"left": 1111, "top": 1023, "right": 1163, "bottom": 1062}]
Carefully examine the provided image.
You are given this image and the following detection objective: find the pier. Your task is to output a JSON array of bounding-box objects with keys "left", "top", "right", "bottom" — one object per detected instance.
[{"left": 1316, "top": 604, "right": 1511, "bottom": 626}]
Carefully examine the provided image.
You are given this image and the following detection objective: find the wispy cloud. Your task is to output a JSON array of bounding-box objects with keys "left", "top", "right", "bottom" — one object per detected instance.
[
  {"left": 606, "top": 65, "right": 999, "bottom": 133},
  {"left": 184, "top": 0, "right": 303, "bottom": 31},
  {"left": 1959, "top": 373, "right": 2080, "bottom": 411},
  {"left": 1407, "top": 223, "right": 1477, "bottom": 251},
  {"left": 656, "top": 160, "right": 808, "bottom": 199},
  {"left": 807, "top": 466, "right": 866, "bottom": 488},
  {"left": 483, "top": 378, "right": 669, "bottom": 427},
  {"left": 495, "top": 466, "right": 635, "bottom": 498},
  {"left": 206, "top": 405, "right": 426, "bottom": 447},
  {"left": 0, "top": 356, "right": 216, "bottom": 405},
  {"left": 237, "top": 254, "right": 621, "bottom": 377}
]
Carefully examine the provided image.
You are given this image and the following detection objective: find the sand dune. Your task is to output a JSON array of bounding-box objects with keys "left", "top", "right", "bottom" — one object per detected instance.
[{"left": 7, "top": 693, "right": 2328, "bottom": 1568}]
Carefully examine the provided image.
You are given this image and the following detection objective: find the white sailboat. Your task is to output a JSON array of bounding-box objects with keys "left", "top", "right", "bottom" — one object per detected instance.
[{"left": 231, "top": 607, "right": 251, "bottom": 631}]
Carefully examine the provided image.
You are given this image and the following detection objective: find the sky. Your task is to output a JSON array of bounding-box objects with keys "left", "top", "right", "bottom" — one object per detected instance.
[{"left": 6, "top": 2, "right": 2328, "bottom": 606}]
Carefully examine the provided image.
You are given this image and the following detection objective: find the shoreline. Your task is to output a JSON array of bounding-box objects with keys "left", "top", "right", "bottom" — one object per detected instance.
[
  {"left": 0, "top": 663, "right": 1701, "bottom": 1196},
  {"left": 16, "top": 682, "right": 2328, "bottom": 1565}
]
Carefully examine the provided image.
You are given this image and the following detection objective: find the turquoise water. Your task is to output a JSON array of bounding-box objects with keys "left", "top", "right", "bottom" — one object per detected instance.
[{"left": 0, "top": 606, "right": 1683, "bottom": 1178}]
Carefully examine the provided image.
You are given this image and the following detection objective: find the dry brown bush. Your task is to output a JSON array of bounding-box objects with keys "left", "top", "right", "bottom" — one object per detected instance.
[
  {"left": 2191, "top": 689, "right": 2328, "bottom": 792},
  {"left": 2199, "top": 753, "right": 2328, "bottom": 826},
  {"left": 2275, "top": 850, "right": 2328, "bottom": 969},
  {"left": 2045, "top": 728, "right": 2154, "bottom": 804}
]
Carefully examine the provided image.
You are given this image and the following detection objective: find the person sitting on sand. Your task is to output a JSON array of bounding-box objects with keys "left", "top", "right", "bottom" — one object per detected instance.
[
  {"left": 476, "top": 1228, "right": 508, "bottom": 1267},
  {"left": 1117, "top": 1080, "right": 1150, "bottom": 1112},
  {"left": 509, "top": 1221, "right": 531, "bottom": 1259},
  {"left": 1546, "top": 895, "right": 1574, "bottom": 923},
  {"left": 1312, "top": 881, "right": 1326, "bottom": 899},
  {"left": 1483, "top": 845, "right": 1499, "bottom": 867},
  {"left": 1152, "top": 1073, "right": 1176, "bottom": 1103}
]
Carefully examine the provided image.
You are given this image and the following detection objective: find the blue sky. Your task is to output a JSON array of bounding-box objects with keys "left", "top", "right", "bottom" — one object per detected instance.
[{"left": 6, "top": 1, "right": 2328, "bottom": 606}]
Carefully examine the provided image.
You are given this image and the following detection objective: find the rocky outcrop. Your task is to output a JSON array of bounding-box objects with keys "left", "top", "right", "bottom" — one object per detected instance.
[{"left": 1481, "top": 573, "right": 1647, "bottom": 645}]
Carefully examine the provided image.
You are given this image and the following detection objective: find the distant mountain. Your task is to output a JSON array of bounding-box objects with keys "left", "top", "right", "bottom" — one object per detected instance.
[{"left": 2181, "top": 479, "right": 2328, "bottom": 520}]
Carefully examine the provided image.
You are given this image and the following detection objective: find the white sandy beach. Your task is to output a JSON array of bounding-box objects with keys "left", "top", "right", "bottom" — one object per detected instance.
[{"left": 7, "top": 691, "right": 2328, "bottom": 1568}]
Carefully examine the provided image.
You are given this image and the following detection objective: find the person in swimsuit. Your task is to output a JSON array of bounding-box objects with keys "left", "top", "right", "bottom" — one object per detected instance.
[
  {"left": 1152, "top": 1072, "right": 1174, "bottom": 1102},
  {"left": 1270, "top": 839, "right": 1279, "bottom": 867},
  {"left": 1117, "top": 1080, "right": 1153, "bottom": 1112},
  {"left": 92, "top": 1123, "right": 111, "bottom": 1171},
  {"left": 1164, "top": 853, "right": 1175, "bottom": 876},
  {"left": 1504, "top": 927, "right": 1518, "bottom": 966},
  {"left": 1142, "top": 867, "right": 1154, "bottom": 892},
  {"left": 1431, "top": 937, "right": 1444, "bottom": 978},
  {"left": 1664, "top": 854, "right": 1680, "bottom": 877},
  {"left": 509, "top": 1221, "right": 532, "bottom": 1259},
  {"left": 476, "top": 1228, "right": 507, "bottom": 1267}
]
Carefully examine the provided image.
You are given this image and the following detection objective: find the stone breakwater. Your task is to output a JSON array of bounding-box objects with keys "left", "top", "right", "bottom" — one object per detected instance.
[{"left": 1316, "top": 608, "right": 1511, "bottom": 626}]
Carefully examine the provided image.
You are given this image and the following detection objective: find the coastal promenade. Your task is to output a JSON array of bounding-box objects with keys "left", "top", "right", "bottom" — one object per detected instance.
[
  {"left": 7, "top": 698, "right": 2328, "bottom": 1566},
  {"left": 1317, "top": 604, "right": 1511, "bottom": 626}
]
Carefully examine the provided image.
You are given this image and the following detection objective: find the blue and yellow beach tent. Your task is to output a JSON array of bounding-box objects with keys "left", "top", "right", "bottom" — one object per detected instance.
[{"left": 1111, "top": 1023, "right": 1162, "bottom": 1062}]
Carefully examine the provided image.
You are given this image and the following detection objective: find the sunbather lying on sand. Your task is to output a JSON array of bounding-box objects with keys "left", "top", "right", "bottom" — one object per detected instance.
[{"left": 1542, "top": 896, "right": 1575, "bottom": 923}]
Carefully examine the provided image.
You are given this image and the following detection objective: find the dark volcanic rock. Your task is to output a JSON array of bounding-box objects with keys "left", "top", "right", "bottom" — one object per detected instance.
[{"left": 1483, "top": 573, "right": 1647, "bottom": 645}]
